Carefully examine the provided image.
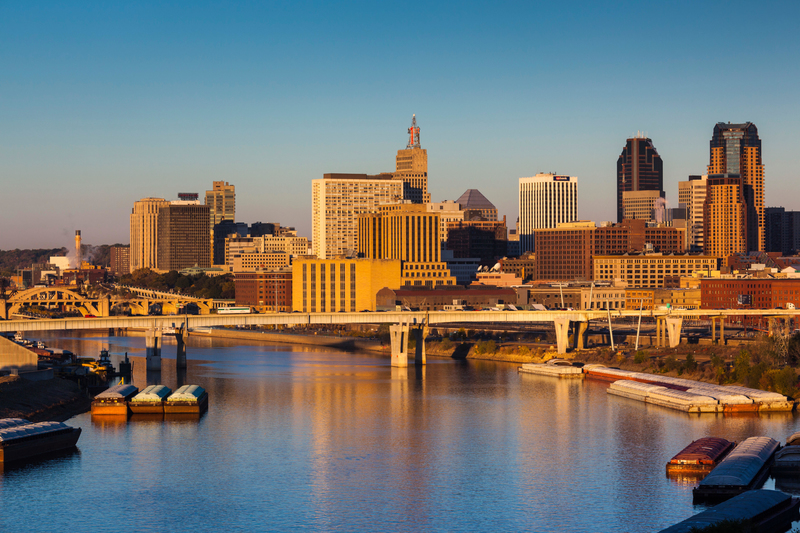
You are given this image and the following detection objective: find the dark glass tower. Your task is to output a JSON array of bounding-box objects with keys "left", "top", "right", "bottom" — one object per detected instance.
[{"left": 616, "top": 136, "right": 664, "bottom": 222}]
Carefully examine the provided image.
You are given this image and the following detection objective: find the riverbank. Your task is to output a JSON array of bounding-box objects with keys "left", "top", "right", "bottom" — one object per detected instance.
[{"left": 0, "top": 375, "right": 92, "bottom": 422}]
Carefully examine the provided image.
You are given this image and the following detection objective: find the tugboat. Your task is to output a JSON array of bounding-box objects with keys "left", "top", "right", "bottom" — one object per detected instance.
[{"left": 82, "top": 349, "right": 115, "bottom": 379}]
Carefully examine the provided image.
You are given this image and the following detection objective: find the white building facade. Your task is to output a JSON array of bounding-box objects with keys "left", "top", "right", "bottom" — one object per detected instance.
[{"left": 518, "top": 173, "right": 578, "bottom": 253}]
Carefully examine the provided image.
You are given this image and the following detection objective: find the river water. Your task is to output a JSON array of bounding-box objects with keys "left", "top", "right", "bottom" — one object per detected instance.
[{"left": 2, "top": 332, "right": 799, "bottom": 533}]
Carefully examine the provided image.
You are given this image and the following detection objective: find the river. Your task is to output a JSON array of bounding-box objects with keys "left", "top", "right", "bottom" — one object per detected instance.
[{"left": 1, "top": 331, "right": 799, "bottom": 532}]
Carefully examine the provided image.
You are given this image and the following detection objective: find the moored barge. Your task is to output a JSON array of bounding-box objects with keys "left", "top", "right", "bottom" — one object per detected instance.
[
  {"left": 164, "top": 385, "right": 208, "bottom": 414},
  {"left": 659, "top": 489, "right": 800, "bottom": 533},
  {"left": 518, "top": 361, "right": 583, "bottom": 378},
  {"left": 0, "top": 419, "right": 82, "bottom": 463},
  {"left": 692, "top": 436, "right": 780, "bottom": 503},
  {"left": 130, "top": 385, "right": 172, "bottom": 414},
  {"left": 91, "top": 384, "right": 138, "bottom": 416},
  {"left": 666, "top": 437, "right": 735, "bottom": 475}
]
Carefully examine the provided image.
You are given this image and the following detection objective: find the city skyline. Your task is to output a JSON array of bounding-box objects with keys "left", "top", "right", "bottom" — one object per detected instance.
[{"left": 3, "top": 2, "right": 800, "bottom": 249}]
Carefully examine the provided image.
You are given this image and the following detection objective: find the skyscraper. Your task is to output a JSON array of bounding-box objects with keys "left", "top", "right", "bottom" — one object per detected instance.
[
  {"left": 205, "top": 181, "right": 235, "bottom": 256},
  {"left": 311, "top": 174, "right": 402, "bottom": 259},
  {"left": 703, "top": 174, "right": 748, "bottom": 260},
  {"left": 708, "top": 122, "right": 764, "bottom": 251},
  {"left": 358, "top": 203, "right": 456, "bottom": 287},
  {"left": 157, "top": 200, "right": 211, "bottom": 270},
  {"left": 518, "top": 173, "right": 578, "bottom": 253},
  {"left": 130, "top": 197, "right": 170, "bottom": 271},
  {"left": 616, "top": 135, "right": 664, "bottom": 223},
  {"left": 393, "top": 115, "right": 430, "bottom": 203},
  {"left": 678, "top": 175, "right": 708, "bottom": 252}
]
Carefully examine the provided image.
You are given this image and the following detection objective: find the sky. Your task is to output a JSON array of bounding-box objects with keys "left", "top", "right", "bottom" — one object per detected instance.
[{"left": 2, "top": 1, "right": 799, "bottom": 249}]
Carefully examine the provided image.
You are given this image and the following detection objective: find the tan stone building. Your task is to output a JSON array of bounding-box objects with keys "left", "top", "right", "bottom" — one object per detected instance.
[
  {"left": 703, "top": 174, "right": 748, "bottom": 259},
  {"left": 622, "top": 190, "right": 662, "bottom": 221},
  {"left": 522, "top": 283, "right": 626, "bottom": 310},
  {"left": 130, "top": 197, "right": 170, "bottom": 271},
  {"left": 232, "top": 252, "right": 290, "bottom": 272},
  {"left": 625, "top": 287, "right": 701, "bottom": 310},
  {"left": 358, "top": 203, "right": 456, "bottom": 288},
  {"left": 292, "top": 257, "right": 402, "bottom": 313},
  {"left": 593, "top": 253, "right": 718, "bottom": 288},
  {"left": 678, "top": 175, "right": 708, "bottom": 251},
  {"left": 393, "top": 115, "right": 429, "bottom": 203}
]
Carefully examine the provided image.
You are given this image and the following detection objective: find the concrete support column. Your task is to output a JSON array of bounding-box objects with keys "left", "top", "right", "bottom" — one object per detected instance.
[
  {"left": 145, "top": 328, "right": 162, "bottom": 370},
  {"left": 99, "top": 297, "right": 110, "bottom": 317},
  {"left": 553, "top": 318, "right": 571, "bottom": 355},
  {"left": 720, "top": 317, "right": 725, "bottom": 344},
  {"left": 390, "top": 323, "right": 409, "bottom": 367},
  {"left": 0, "top": 300, "right": 7, "bottom": 320},
  {"left": 655, "top": 318, "right": 662, "bottom": 348},
  {"left": 575, "top": 321, "right": 588, "bottom": 350},
  {"left": 665, "top": 317, "right": 683, "bottom": 348},
  {"left": 711, "top": 317, "right": 717, "bottom": 343},
  {"left": 176, "top": 329, "right": 188, "bottom": 369},
  {"left": 413, "top": 325, "right": 428, "bottom": 366}
]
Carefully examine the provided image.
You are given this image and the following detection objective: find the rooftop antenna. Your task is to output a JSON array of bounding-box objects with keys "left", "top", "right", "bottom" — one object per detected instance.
[{"left": 407, "top": 114, "right": 420, "bottom": 149}]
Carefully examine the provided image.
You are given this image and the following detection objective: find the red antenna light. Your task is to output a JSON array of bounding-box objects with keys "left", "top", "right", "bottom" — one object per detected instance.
[{"left": 407, "top": 114, "right": 420, "bottom": 149}]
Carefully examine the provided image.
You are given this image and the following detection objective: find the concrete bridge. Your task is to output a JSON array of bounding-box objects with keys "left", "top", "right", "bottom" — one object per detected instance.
[{"left": 2, "top": 308, "right": 798, "bottom": 365}]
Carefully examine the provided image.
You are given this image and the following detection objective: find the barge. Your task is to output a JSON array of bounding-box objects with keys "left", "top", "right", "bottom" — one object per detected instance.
[
  {"left": 692, "top": 436, "right": 780, "bottom": 503},
  {"left": 0, "top": 419, "right": 82, "bottom": 463},
  {"left": 771, "top": 446, "right": 800, "bottom": 476},
  {"left": 585, "top": 364, "right": 794, "bottom": 413},
  {"left": 607, "top": 380, "right": 721, "bottom": 413},
  {"left": 659, "top": 489, "right": 800, "bottom": 533},
  {"left": 165, "top": 385, "right": 208, "bottom": 414},
  {"left": 91, "top": 384, "right": 138, "bottom": 416},
  {"left": 130, "top": 385, "right": 172, "bottom": 414},
  {"left": 666, "top": 437, "right": 735, "bottom": 475},
  {"left": 518, "top": 361, "right": 583, "bottom": 379}
]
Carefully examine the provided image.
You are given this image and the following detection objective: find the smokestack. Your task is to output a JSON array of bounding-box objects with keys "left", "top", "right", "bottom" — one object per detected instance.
[{"left": 75, "top": 230, "right": 82, "bottom": 267}]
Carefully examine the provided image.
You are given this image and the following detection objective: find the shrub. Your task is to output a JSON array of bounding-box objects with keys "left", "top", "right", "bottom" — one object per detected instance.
[
  {"left": 439, "top": 338, "right": 454, "bottom": 351},
  {"left": 683, "top": 354, "right": 698, "bottom": 374},
  {"left": 634, "top": 351, "right": 648, "bottom": 364},
  {"left": 474, "top": 340, "right": 497, "bottom": 355},
  {"left": 664, "top": 356, "right": 679, "bottom": 373}
]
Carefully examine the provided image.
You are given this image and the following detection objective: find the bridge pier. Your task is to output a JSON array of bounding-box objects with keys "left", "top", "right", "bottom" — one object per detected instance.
[
  {"left": 176, "top": 328, "right": 188, "bottom": 369},
  {"left": 390, "top": 323, "right": 409, "bottom": 367},
  {"left": 412, "top": 325, "right": 428, "bottom": 365},
  {"left": 573, "top": 321, "right": 588, "bottom": 350},
  {"left": 145, "top": 328, "right": 162, "bottom": 370},
  {"left": 711, "top": 317, "right": 726, "bottom": 344},
  {"left": 665, "top": 317, "right": 683, "bottom": 348},
  {"left": 553, "top": 318, "right": 570, "bottom": 354}
]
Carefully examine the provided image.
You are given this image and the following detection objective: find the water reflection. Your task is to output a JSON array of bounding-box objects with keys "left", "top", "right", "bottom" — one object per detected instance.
[{"left": 2, "top": 331, "right": 798, "bottom": 533}]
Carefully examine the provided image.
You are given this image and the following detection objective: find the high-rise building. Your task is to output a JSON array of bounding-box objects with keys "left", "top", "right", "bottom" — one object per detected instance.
[
  {"left": 678, "top": 175, "right": 708, "bottom": 252},
  {"left": 708, "top": 122, "right": 764, "bottom": 250},
  {"left": 455, "top": 189, "right": 498, "bottom": 221},
  {"left": 703, "top": 174, "right": 748, "bottom": 260},
  {"left": 393, "top": 115, "right": 429, "bottom": 203},
  {"left": 205, "top": 181, "right": 235, "bottom": 226},
  {"left": 205, "top": 181, "right": 235, "bottom": 255},
  {"left": 617, "top": 135, "right": 664, "bottom": 223},
  {"left": 311, "top": 174, "right": 402, "bottom": 259},
  {"left": 358, "top": 203, "right": 456, "bottom": 287},
  {"left": 130, "top": 197, "right": 170, "bottom": 271},
  {"left": 157, "top": 201, "right": 211, "bottom": 270},
  {"left": 621, "top": 190, "right": 664, "bottom": 222},
  {"left": 765, "top": 207, "right": 800, "bottom": 255},
  {"left": 212, "top": 221, "right": 249, "bottom": 265},
  {"left": 518, "top": 173, "right": 578, "bottom": 253},
  {"left": 109, "top": 245, "right": 131, "bottom": 276}
]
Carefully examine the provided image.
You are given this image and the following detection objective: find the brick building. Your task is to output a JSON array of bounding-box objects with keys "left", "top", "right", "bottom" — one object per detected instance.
[{"left": 235, "top": 268, "right": 292, "bottom": 313}]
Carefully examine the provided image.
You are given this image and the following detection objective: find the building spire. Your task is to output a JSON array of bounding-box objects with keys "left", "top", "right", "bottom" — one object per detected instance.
[{"left": 407, "top": 114, "right": 420, "bottom": 149}]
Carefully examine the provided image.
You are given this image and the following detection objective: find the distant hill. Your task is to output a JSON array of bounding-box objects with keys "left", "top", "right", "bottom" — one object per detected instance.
[{"left": 0, "top": 248, "right": 68, "bottom": 275}]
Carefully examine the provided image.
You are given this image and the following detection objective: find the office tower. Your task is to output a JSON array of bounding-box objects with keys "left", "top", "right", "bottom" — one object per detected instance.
[
  {"left": 678, "top": 175, "right": 708, "bottom": 252},
  {"left": 130, "top": 197, "right": 170, "bottom": 271},
  {"left": 703, "top": 174, "right": 748, "bottom": 260},
  {"left": 621, "top": 190, "right": 664, "bottom": 221},
  {"left": 109, "top": 245, "right": 131, "bottom": 276},
  {"left": 393, "top": 115, "right": 430, "bottom": 203},
  {"left": 708, "top": 122, "right": 764, "bottom": 250},
  {"left": 205, "top": 181, "right": 235, "bottom": 226},
  {"left": 446, "top": 215, "right": 508, "bottom": 264},
  {"left": 617, "top": 135, "right": 664, "bottom": 223},
  {"left": 534, "top": 219, "right": 685, "bottom": 281},
  {"left": 427, "top": 200, "right": 466, "bottom": 243},
  {"left": 311, "top": 174, "right": 402, "bottom": 259},
  {"left": 765, "top": 207, "right": 800, "bottom": 255},
  {"left": 358, "top": 203, "right": 456, "bottom": 287},
  {"left": 157, "top": 201, "right": 211, "bottom": 270},
  {"left": 212, "top": 221, "right": 249, "bottom": 265},
  {"left": 455, "top": 189, "right": 498, "bottom": 220},
  {"left": 518, "top": 173, "right": 578, "bottom": 253}
]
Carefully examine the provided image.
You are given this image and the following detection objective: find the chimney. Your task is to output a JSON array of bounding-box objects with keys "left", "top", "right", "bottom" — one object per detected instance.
[{"left": 75, "top": 230, "right": 82, "bottom": 267}]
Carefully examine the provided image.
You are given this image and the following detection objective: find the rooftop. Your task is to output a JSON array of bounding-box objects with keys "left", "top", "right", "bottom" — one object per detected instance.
[{"left": 456, "top": 189, "right": 496, "bottom": 211}]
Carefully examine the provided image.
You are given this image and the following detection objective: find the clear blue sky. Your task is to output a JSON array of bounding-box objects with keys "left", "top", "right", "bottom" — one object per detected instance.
[{"left": 2, "top": 1, "right": 799, "bottom": 249}]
